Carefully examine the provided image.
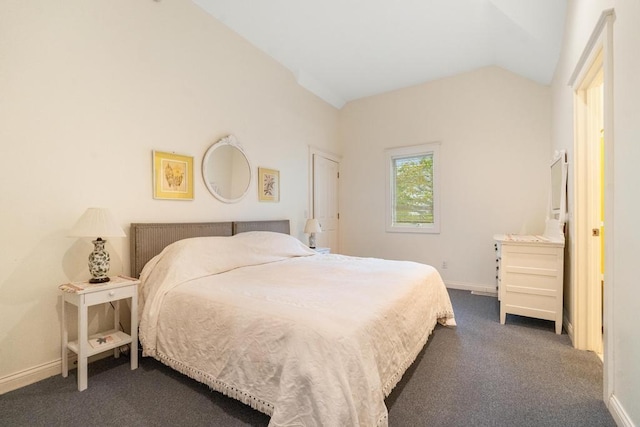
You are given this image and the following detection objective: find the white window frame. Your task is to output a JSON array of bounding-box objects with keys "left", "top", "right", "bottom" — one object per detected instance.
[{"left": 385, "top": 142, "right": 440, "bottom": 234}]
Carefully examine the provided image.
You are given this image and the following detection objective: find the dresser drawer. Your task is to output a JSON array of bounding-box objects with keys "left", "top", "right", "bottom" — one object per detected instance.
[{"left": 84, "top": 286, "right": 135, "bottom": 306}]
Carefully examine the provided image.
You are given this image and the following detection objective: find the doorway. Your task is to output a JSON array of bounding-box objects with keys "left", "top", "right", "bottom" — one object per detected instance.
[
  {"left": 574, "top": 54, "right": 604, "bottom": 356},
  {"left": 309, "top": 147, "right": 340, "bottom": 252},
  {"left": 568, "top": 8, "right": 614, "bottom": 403}
]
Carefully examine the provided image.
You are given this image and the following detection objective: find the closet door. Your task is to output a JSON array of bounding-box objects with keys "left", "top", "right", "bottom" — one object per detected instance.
[{"left": 313, "top": 153, "right": 339, "bottom": 252}]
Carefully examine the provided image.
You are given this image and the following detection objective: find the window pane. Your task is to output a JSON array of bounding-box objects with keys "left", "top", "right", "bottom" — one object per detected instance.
[
  {"left": 393, "top": 154, "right": 433, "bottom": 224},
  {"left": 385, "top": 142, "right": 440, "bottom": 234}
]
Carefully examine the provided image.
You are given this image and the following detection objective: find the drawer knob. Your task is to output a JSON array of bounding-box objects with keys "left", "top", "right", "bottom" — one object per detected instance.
[{"left": 109, "top": 291, "right": 115, "bottom": 297}]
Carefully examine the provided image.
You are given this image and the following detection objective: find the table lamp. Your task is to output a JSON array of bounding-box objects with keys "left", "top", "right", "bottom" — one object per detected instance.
[
  {"left": 304, "top": 218, "right": 322, "bottom": 249},
  {"left": 69, "top": 208, "right": 126, "bottom": 283}
]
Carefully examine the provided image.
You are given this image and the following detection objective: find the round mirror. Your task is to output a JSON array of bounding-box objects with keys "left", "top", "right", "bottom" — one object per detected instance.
[{"left": 202, "top": 135, "right": 252, "bottom": 203}]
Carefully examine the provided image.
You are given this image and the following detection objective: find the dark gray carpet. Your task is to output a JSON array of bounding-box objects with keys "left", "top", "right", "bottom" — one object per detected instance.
[{"left": 1, "top": 290, "right": 615, "bottom": 426}]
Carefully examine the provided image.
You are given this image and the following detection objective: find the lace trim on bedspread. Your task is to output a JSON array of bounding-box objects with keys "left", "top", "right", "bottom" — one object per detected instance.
[
  {"left": 142, "top": 309, "right": 454, "bottom": 427},
  {"left": 381, "top": 310, "right": 455, "bottom": 397},
  {"left": 154, "top": 350, "right": 276, "bottom": 417}
]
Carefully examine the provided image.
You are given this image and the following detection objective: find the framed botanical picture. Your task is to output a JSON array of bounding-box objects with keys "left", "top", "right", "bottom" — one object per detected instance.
[
  {"left": 153, "top": 151, "right": 194, "bottom": 200},
  {"left": 258, "top": 167, "right": 279, "bottom": 202}
]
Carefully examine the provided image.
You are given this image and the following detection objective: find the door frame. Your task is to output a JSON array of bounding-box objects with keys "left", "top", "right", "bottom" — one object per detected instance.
[
  {"left": 568, "top": 8, "right": 615, "bottom": 403},
  {"left": 308, "top": 146, "right": 342, "bottom": 247}
]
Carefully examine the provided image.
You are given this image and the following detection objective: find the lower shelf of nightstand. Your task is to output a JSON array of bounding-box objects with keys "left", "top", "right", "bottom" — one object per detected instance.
[{"left": 67, "top": 329, "right": 132, "bottom": 357}]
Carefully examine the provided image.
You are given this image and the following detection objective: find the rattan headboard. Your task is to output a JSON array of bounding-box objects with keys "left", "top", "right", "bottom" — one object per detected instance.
[
  {"left": 233, "top": 219, "right": 290, "bottom": 235},
  {"left": 130, "top": 222, "right": 233, "bottom": 278},
  {"left": 129, "top": 220, "right": 291, "bottom": 278}
]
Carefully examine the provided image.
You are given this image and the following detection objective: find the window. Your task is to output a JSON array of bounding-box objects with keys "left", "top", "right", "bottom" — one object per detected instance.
[{"left": 385, "top": 142, "right": 440, "bottom": 233}]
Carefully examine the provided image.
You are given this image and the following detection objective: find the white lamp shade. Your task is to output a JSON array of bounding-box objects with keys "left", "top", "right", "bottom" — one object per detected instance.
[
  {"left": 304, "top": 218, "right": 322, "bottom": 234},
  {"left": 69, "top": 208, "right": 126, "bottom": 238}
]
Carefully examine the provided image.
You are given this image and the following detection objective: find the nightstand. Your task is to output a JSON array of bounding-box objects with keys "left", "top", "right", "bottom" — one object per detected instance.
[
  {"left": 60, "top": 275, "right": 139, "bottom": 391},
  {"left": 314, "top": 247, "right": 330, "bottom": 254}
]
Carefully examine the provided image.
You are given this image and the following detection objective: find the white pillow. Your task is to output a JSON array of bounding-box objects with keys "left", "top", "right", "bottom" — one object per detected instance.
[
  {"left": 141, "top": 232, "right": 314, "bottom": 291},
  {"left": 232, "top": 231, "right": 316, "bottom": 258}
]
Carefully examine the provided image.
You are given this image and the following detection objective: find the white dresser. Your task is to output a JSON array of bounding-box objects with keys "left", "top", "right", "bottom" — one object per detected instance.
[{"left": 494, "top": 234, "right": 564, "bottom": 334}]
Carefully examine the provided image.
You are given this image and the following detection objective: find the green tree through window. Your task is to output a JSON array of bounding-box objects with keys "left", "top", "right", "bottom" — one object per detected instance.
[
  {"left": 386, "top": 142, "right": 440, "bottom": 233},
  {"left": 393, "top": 154, "right": 434, "bottom": 224}
]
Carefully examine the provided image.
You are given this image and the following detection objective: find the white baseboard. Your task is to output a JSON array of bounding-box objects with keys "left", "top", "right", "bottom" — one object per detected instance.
[
  {"left": 0, "top": 359, "right": 62, "bottom": 395},
  {"left": 0, "top": 352, "right": 113, "bottom": 395},
  {"left": 608, "top": 393, "right": 636, "bottom": 427},
  {"left": 445, "top": 280, "right": 498, "bottom": 296}
]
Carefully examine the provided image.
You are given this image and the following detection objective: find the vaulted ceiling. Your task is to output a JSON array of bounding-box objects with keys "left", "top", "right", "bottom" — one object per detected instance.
[{"left": 193, "top": 0, "right": 567, "bottom": 108}]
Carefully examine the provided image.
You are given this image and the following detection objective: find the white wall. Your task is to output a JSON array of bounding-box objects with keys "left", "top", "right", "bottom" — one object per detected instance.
[
  {"left": 339, "top": 66, "right": 551, "bottom": 291},
  {"left": 551, "top": 1, "right": 640, "bottom": 424},
  {"left": 0, "top": 0, "right": 338, "bottom": 386}
]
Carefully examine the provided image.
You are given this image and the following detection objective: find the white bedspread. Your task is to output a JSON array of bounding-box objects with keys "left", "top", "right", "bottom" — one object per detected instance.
[{"left": 138, "top": 232, "right": 455, "bottom": 427}]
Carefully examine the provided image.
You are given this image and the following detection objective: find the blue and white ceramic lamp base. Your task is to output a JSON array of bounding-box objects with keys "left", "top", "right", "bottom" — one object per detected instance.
[{"left": 88, "top": 238, "right": 111, "bottom": 283}]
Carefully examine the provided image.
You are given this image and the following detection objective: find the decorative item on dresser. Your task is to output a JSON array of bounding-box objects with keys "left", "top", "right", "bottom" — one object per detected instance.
[
  {"left": 304, "top": 218, "right": 322, "bottom": 248},
  {"left": 68, "top": 208, "right": 126, "bottom": 283}
]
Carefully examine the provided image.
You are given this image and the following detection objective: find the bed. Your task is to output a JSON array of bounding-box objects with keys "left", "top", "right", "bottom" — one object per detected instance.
[{"left": 131, "top": 220, "right": 455, "bottom": 427}]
